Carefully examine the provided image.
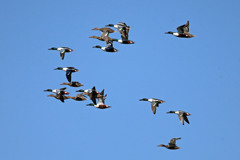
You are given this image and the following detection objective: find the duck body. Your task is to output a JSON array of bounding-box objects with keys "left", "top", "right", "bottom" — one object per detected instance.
[
  {"left": 87, "top": 103, "right": 111, "bottom": 109},
  {"left": 47, "top": 94, "right": 71, "bottom": 103},
  {"left": 60, "top": 81, "right": 83, "bottom": 87},
  {"left": 48, "top": 47, "right": 74, "bottom": 60},
  {"left": 93, "top": 41, "right": 118, "bottom": 52},
  {"left": 44, "top": 87, "right": 69, "bottom": 95},
  {"left": 113, "top": 39, "right": 134, "bottom": 44},
  {"left": 54, "top": 67, "right": 79, "bottom": 82},
  {"left": 139, "top": 98, "right": 165, "bottom": 114},
  {"left": 167, "top": 110, "right": 191, "bottom": 125},
  {"left": 70, "top": 94, "right": 88, "bottom": 101}
]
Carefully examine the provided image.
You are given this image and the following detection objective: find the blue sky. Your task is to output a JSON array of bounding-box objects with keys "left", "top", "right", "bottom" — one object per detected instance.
[{"left": 1, "top": 0, "right": 240, "bottom": 159}]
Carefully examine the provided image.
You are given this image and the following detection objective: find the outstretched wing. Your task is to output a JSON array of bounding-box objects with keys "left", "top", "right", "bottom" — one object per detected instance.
[
  {"left": 66, "top": 70, "right": 72, "bottom": 82},
  {"left": 89, "top": 93, "right": 97, "bottom": 105},
  {"left": 169, "top": 138, "right": 181, "bottom": 146},
  {"left": 60, "top": 49, "right": 66, "bottom": 60},
  {"left": 118, "top": 26, "right": 129, "bottom": 41},
  {"left": 184, "top": 116, "right": 190, "bottom": 124},
  {"left": 151, "top": 102, "right": 158, "bottom": 114},
  {"left": 177, "top": 21, "right": 189, "bottom": 34},
  {"left": 178, "top": 115, "right": 185, "bottom": 125},
  {"left": 56, "top": 91, "right": 65, "bottom": 103}
]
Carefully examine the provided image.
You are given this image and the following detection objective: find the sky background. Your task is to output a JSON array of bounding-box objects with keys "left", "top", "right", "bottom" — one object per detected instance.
[{"left": 1, "top": 0, "right": 240, "bottom": 159}]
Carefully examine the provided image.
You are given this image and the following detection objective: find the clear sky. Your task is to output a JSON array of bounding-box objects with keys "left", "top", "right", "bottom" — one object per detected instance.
[{"left": 1, "top": 0, "right": 240, "bottom": 159}]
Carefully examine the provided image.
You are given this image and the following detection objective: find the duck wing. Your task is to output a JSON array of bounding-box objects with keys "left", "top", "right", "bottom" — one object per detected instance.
[
  {"left": 177, "top": 21, "right": 189, "bottom": 34},
  {"left": 119, "top": 27, "right": 129, "bottom": 40},
  {"left": 151, "top": 102, "right": 158, "bottom": 114},
  {"left": 57, "top": 91, "right": 65, "bottom": 103},
  {"left": 89, "top": 93, "right": 97, "bottom": 105},
  {"left": 60, "top": 49, "right": 66, "bottom": 60},
  {"left": 98, "top": 97, "right": 105, "bottom": 105},
  {"left": 106, "top": 41, "right": 114, "bottom": 48},
  {"left": 169, "top": 138, "right": 181, "bottom": 146},
  {"left": 178, "top": 115, "right": 185, "bottom": 125},
  {"left": 66, "top": 70, "right": 72, "bottom": 82},
  {"left": 184, "top": 115, "right": 190, "bottom": 124}
]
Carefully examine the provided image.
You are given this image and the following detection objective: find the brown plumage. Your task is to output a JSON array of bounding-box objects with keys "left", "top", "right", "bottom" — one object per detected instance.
[
  {"left": 69, "top": 93, "right": 88, "bottom": 101},
  {"left": 157, "top": 138, "right": 181, "bottom": 150},
  {"left": 60, "top": 81, "right": 83, "bottom": 87},
  {"left": 90, "top": 27, "right": 116, "bottom": 44},
  {"left": 47, "top": 94, "right": 71, "bottom": 103}
]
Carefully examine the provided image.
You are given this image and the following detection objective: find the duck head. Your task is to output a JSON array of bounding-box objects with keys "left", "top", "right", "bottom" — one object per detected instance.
[
  {"left": 139, "top": 98, "right": 148, "bottom": 101},
  {"left": 167, "top": 111, "right": 175, "bottom": 114},
  {"left": 92, "top": 45, "right": 102, "bottom": 48},
  {"left": 54, "top": 67, "right": 63, "bottom": 70},
  {"left": 48, "top": 47, "right": 58, "bottom": 50},
  {"left": 105, "top": 24, "right": 114, "bottom": 27},
  {"left": 165, "top": 31, "right": 174, "bottom": 34},
  {"left": 76, "top": 89, "right": 84, "bottom": 92},
  {"left": 44, "top": 89, "right": 52, "bottom": 92}
]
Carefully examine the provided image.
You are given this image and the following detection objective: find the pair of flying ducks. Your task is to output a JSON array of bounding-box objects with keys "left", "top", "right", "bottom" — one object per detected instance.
[{"left": 139, "top": 98, "right": 191, "bottom": 125}]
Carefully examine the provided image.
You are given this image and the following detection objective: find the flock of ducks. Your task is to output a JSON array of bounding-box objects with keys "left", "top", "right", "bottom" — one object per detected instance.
[{"left": 44, "top": 21, "right": 195, "bottom": 150}]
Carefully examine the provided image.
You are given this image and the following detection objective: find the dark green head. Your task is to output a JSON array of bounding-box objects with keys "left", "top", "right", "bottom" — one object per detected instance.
[
  {"left": 167, "top": 111, "right": 176, "bottom": 114},
  {"left": 54, "top": 67, "right": 63, "bottom": 70},
  {"left": 139, "top": 98, "right": 148, "bottom": 101},
  {"left": 76, "top": 89, "right": 84, "bottom": 92},
  {"left": 44, "top": 89, "right": 52, "bottom": 92},
  {"left": 165, "top": 31, "right": 174, "bottom": 34},
  {"left": 86, "top": 103, "right": 95, "bottom": 106},
  {"left": 106, "top": 24, "right": 114, "bottom": 27},
  {"left": 93, "top": 45, "right": 102, "bottom": 49},
  {"left": 48, "top": 47, "right": 58, "bottom": 50}
]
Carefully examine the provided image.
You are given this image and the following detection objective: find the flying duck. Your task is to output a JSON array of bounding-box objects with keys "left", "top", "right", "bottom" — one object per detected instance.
[
  {"left": 76, "top": 86, "right": 100, "bottom": 105},
  {"left": 86, "top": 90, "right": 110, "bottom": 109},
  {"left": 90, "top": 27, "right": 116, "bottom": 42},
  {"left": 139, "top": 98, "right": 165, "bottom": 114},
  {"left": 167, "top": 110, "right": 191, "bottom": 125},
  {"left": 69, "top": 93, "right": 88, "bottom": 101},
  {"left": 92, "top": 41, "right": 118, "bottom": 52},
  {"left": 44, "top": 87, "right": 69, "bottom": 103},
  {"left": 60, "top": 81, "right": 83, "bottom": 87},
  {"left": 165, "top": 21, "right": 195, "bottom": 38},
  {"left": 157, "top": 138, "right": 181, "bottom": 150},
  {"left": 54, "top": 67, "right": 79, "bottom": 82},
  {"left": 48, "top": 47, "right": 74, "bottom": 60},
  {"left": 47, "top": 94, "right": 71, "bottom": 103}
]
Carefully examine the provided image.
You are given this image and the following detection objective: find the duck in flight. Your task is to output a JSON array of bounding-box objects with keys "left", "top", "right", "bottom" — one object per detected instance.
[
  {"left": 60, "top": 81, "right": 83, "bottom": 87},
  {"left": 157, "top": 138, "right": 181, "bottom": 150},
  {"left": 89, "top": 27, "right": 116, "bottom": 43},
  {"left": 44, "top": 87, "right": 69, "bottom": 103},
  {"left": 92, "top": 40, "right": 118, "bottom": 52},
  {"left": 47, "top": 94, "right": 71, "bottom": 103},
  {"left": 106, "top": 22, "right": 134, "bottom": 44},
  {"left": 86, "top": 90, "right": 110, "bottom": 109},
  {"left": 167, "top": 110, "right": 191, "bottom": 125},
  {"left": 69, "top": 93, "right": 88, "bottom": 101},
  {"left": 139, "top": 98, "right": 165, "bottom": 114},
  {"left": 165, "top": 21, "right": 195, "bottom": 38},
  {"left": 48, "top": 47, "right": 74, "bottom": 60},
  {"left": 54, "top": 67, "right": 79, "bottom": 82}
]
